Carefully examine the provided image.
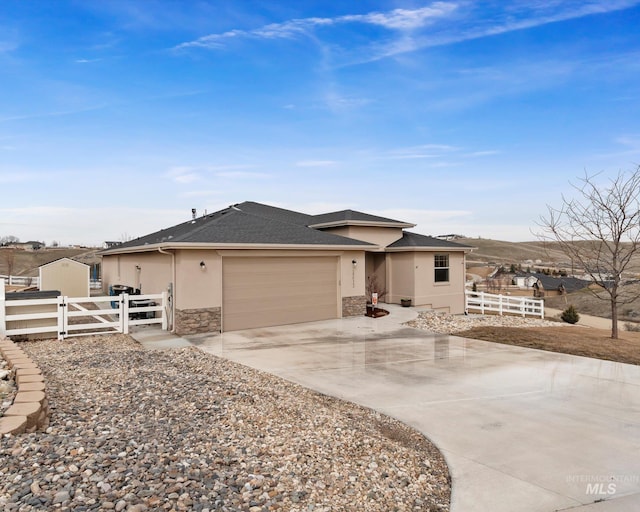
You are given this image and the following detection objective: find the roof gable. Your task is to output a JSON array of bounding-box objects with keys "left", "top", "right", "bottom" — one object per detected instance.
[
  {"left": 387, "top": 231, "right": 474, "bottom": 251},
  {"left": 309, "top": 209, "right": 414, "bottom": 228},
  {"left": 39, "top": 257, "right": 89, "bottom": 269}
]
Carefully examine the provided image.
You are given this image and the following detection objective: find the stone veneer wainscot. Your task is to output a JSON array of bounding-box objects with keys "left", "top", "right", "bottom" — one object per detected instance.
[
  {"left": 175, "top": 307, "right": 221, "bottom": 335},
  {"left": 342, "top": 296, "right": 367, "bottom": 317}
]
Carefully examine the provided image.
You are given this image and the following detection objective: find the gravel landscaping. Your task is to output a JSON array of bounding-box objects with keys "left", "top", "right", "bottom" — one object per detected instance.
[
  {"left": 406, "top": 310, "right": 563, "bottom": 335},
  {"left": 1, "top": 334, "right": 450, "bottom": 511}
]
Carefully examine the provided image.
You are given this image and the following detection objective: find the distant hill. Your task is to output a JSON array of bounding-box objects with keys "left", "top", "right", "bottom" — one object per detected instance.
[
  {"left": 460, "top": 238, "right": 572, "bottom": 266},
  {"left": 0, "top": 248, "right": 101, "bottom": 277}
]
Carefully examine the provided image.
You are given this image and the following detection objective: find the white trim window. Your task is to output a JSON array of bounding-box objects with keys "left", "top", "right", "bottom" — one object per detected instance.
[{"left": 434, "top": 254, "right": 449, "bottom": 283}]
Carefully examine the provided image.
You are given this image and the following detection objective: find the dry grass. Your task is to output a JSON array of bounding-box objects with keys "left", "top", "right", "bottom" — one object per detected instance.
[{"left": 454, "top": 325, "right": 640, "bottom": 366}]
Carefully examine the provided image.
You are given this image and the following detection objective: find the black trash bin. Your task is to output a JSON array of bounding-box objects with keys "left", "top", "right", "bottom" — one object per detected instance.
[
  {"left": 110, "top": 284, "right": 135, "bottom": 308},
  {"left": 130, "top": 298, "right": 156, "bottom": 320}
]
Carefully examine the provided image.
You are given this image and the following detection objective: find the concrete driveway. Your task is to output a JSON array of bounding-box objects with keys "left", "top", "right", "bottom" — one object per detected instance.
[{"left": 190, "top": 306, "right": 640, "bottom": 512}]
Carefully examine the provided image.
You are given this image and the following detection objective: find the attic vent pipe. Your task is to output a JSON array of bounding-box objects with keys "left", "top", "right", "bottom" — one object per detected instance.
[{"left": 191, "top": 208, "right": 197, "bottom": 220}]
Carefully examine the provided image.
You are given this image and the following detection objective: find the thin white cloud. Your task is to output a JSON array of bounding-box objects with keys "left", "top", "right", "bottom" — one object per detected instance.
[
  {"left": 387, "top": 143, "right": 460, "bottom": 160},
  {"left": 174, "top": 0, "right": 640, "bottom": 66},
  {"left": 593, "top": 135, "right": 640, "bottom": 159},
  {"left": 0, "top": 104, "right": 111, "bottom": 123},
  {"left": 166, "top": 165, "right": 264, "bottom": 183},
  {"left": 166, "top": 167, "right": 201, "bottom": 184},
  {"left": 215, "top": 171, "right": 269, "bottom": 179},
  {"left": 173, "top": 3, "right": 458, "bottom": 50},
  {"left": 296, "top": 160, "right": 338, "bottom": 167}
]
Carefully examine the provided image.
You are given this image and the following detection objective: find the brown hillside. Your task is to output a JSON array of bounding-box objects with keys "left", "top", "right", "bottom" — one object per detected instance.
[{"left": 0, "top": 248, "right": 101, "bottom": 277}]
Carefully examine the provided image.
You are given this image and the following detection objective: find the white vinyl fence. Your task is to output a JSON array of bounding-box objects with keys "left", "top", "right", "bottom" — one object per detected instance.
[
  {"left": 0, "top": 281, "right": 167, "bottom": 340},
  {"left": 1, "top": 275, "right": 102, "bottom": 289},
  {"left": 465, "top": 291, "right": 544, "bottom": 318}
]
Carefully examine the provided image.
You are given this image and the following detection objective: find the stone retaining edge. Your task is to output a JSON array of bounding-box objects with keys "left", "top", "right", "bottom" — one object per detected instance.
[{"left": 0, "top": 339, "right": 49, "bottom": 436}]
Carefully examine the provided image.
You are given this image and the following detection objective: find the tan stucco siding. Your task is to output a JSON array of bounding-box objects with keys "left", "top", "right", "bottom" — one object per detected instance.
[
  {"left": 386, "top": 252, "right": 415, "bottom": 302},
  {"left": 101, "top": 252, "right": 172, "bottom": 296},
  {"left": 413, "top": 252, "right": 466, "bottom": 314},
  {"left": 39, "top": 259, "right": 89, "bottom": 297},
  {"left": 322, "top": 226, "right": 403, "bottom": 247},
  {"left": 340, "top": 251, "right": 366, "bottom": 298},
  {"left": 174, "top": 250, "right": 222, "bottom": 310}
]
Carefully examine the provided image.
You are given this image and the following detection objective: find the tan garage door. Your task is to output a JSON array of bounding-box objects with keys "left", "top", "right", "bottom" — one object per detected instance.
[{"left": 222, "top": 256, "right": 339, "bottom": 331}]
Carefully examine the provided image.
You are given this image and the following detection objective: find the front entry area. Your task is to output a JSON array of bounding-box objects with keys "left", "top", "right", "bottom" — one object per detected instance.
[{"left": 222, "top": 256, "right": 339, "bottom": 331}]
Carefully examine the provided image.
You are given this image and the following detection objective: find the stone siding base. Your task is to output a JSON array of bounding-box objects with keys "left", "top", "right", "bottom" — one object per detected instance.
[
  {"left": 175, "top": 307, "right": 221, "bottom": 335},
  {"left": 342, "top": 296, "right": 367, "bottom": 317}
]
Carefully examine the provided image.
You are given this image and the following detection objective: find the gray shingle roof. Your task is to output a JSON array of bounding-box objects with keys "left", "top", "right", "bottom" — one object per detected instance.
[
  {"left": 310, "top": 209, "right": 412, "bottom": 227},
  {"left": 528, "top": 273, "right": 590, "bottom": 293},
  {"left": 109, "top": 204, "right": 373, "bottom": 250},
  {"left": 387, "top": 231, "right": 474, "bottom": 250}
]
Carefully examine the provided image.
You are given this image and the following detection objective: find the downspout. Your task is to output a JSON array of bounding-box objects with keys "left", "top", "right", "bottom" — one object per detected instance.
[{"left": 158, "top": 247, "right": 176, "bottom": 333}]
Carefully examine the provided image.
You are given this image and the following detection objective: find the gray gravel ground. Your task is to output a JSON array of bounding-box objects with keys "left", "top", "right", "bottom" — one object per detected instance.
[
  {"left": 1, "top": 334, "right": 450, "bottom": 511},
  {"left": 407, "top": 310, "right": 563, "bottom": 335}
]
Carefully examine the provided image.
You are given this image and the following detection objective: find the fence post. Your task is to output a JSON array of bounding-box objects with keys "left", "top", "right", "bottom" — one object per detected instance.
[
  {"left": 498, "top": 294, "right": 503, "bottom": 315},
  {"left": 161, "top": 291, "right": 168, "bottom": 331},
  {"left": 480, "top": 292, "right": 485, "bottom": 314},
  {"left": 121, "top": 294, "right": 129, "bottom": 334},
  {"left": 540, "top": 299, "right": 544, "bottom": 319},
  {"left": 0, "top": 280, "right": 5, "bottom": 338},
  {"left": 521, "top": 298, "right": 525, "bottom": 317},
  {"left": 57, "top": 295, "right": 66, "bottom": 341}
]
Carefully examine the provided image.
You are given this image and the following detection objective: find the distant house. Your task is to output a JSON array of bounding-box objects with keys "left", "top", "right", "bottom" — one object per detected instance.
[
  {"left": 10, "top": 241, "right": 45, "bottom": 251},
  {"left": 101, "top": 201, "right": 474, "bottom": 335},
  {"left": 104, "top": 241, "right": 122, "bottom": 249},
  {"left": 515, "top": 271, "right": 589, "bottom": 297}
]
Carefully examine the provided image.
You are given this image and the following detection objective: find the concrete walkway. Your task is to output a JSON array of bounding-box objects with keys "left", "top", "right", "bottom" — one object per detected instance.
[
  {"left": 129, "top": 325, "right": 193, "bottom": 350},
  {"left": 188, "top": 306, "right": 640, "bottom": 512}
]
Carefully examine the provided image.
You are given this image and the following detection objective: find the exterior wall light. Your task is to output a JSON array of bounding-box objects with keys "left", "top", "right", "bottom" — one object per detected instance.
[
  {"left": 135, "top": 265, "right": 141, "bottom": 271},
  {"left": 352, "top": 259, "right": 357, "bottom": 266},
  {"left": 200, "top": 261, "right": 206, "bottom": 270}
]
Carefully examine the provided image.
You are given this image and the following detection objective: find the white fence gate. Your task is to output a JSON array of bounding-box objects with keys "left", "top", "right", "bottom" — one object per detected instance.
[
  {"left": 0, "top": 281, "right": 167, "bottom": 340},
  {"left": 465, "top": 291, "right": 544, "bottom": 318}
]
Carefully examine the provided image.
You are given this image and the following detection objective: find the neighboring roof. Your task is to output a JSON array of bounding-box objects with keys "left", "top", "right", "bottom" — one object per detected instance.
[
  {"left": 103, "top": 204, "right": 374, "bottom": 254},
  {"left": 309, "top": 209, "right": 414, "bottom": 229},
  {"left": 529, "top": 272, "right": 590, "bottom": 293},
  {"left": 386, "top": 231, "right": 474, "bottom": 251}
]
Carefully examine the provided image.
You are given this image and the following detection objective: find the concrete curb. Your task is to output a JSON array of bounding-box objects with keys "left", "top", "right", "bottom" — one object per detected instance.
[{"left": 0, "top": 339, "right": 49, "bottom": 436}]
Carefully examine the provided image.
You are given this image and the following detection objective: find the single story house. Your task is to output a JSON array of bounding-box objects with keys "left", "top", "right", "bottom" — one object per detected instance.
[
  {"left": 100, "top": 201, "right": 473, "bottom": 334},
  {"left": 514, "top": 271, "right": 590, "bottom": 297}
]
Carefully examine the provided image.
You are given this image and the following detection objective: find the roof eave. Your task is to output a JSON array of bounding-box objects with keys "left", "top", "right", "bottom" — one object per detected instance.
[
  {"left": 385, "top": 246, "right": 473, "bottom": 252},
  {"left": 310, "top": 220, "right": 415, "bottom": 229},
  {"left": 101, "top": 241, "right": 374, "bottom": 255}
]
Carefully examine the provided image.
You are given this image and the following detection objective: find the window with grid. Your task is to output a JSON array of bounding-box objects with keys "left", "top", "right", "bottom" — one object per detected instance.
[{"left": 434, "top": 254, "right": 449, "bottom": 282}]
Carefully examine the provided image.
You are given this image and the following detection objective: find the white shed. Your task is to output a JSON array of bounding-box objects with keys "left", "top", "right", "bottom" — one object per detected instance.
[{"left": 39, "top": 258, "right": 90, "bottom": 297}]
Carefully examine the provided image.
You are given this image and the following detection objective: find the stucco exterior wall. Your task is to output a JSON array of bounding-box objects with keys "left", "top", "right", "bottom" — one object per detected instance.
[
  {"left": 174, "top": 250, "right": 222, "bottom": 310},
  {"left": 101, "top": 252, "right": 172, "bottom": 296},
  {"left": 103, "top": 247, "right": 368, "bottom": 333},
  {"left": 322, "top": 226, "right": 403, "bottom": 247},
  {"left": 385, "top": 251, "right": 466, "bottom": 314},
  {"left": 39, "top": 259, "right": 89, "bottom": 297},
  {"left": 413, "top": 252, "right": 466, "bottom": 314},
  {"left": 386, "top": 252, "right": 415, "bottom": 303}
]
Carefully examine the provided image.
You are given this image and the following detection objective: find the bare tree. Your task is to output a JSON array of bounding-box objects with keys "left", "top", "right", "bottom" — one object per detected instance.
[
  {"left": 537, "top": 168, "right": 640, "bottom": 338},
  {"left": 0, "top": 248, "right": 17, "bottom": 278},
  {"left": 0, "top": 235, "right": 19, "bottom": 247}
]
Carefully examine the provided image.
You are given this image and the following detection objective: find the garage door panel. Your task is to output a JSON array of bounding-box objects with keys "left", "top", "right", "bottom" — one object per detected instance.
[{"left": 223, "top": 256, "right": 339, "bottom": 331}]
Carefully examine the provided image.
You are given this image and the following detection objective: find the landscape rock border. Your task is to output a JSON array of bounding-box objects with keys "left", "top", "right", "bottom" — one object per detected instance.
[{"left": 0, "top": 339, "right": 49, "bottom": 435}]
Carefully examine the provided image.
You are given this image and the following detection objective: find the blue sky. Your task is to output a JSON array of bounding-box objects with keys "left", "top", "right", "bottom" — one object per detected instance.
[{"left": 1, "top": 1, "right": 640, "bottom": 246}]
